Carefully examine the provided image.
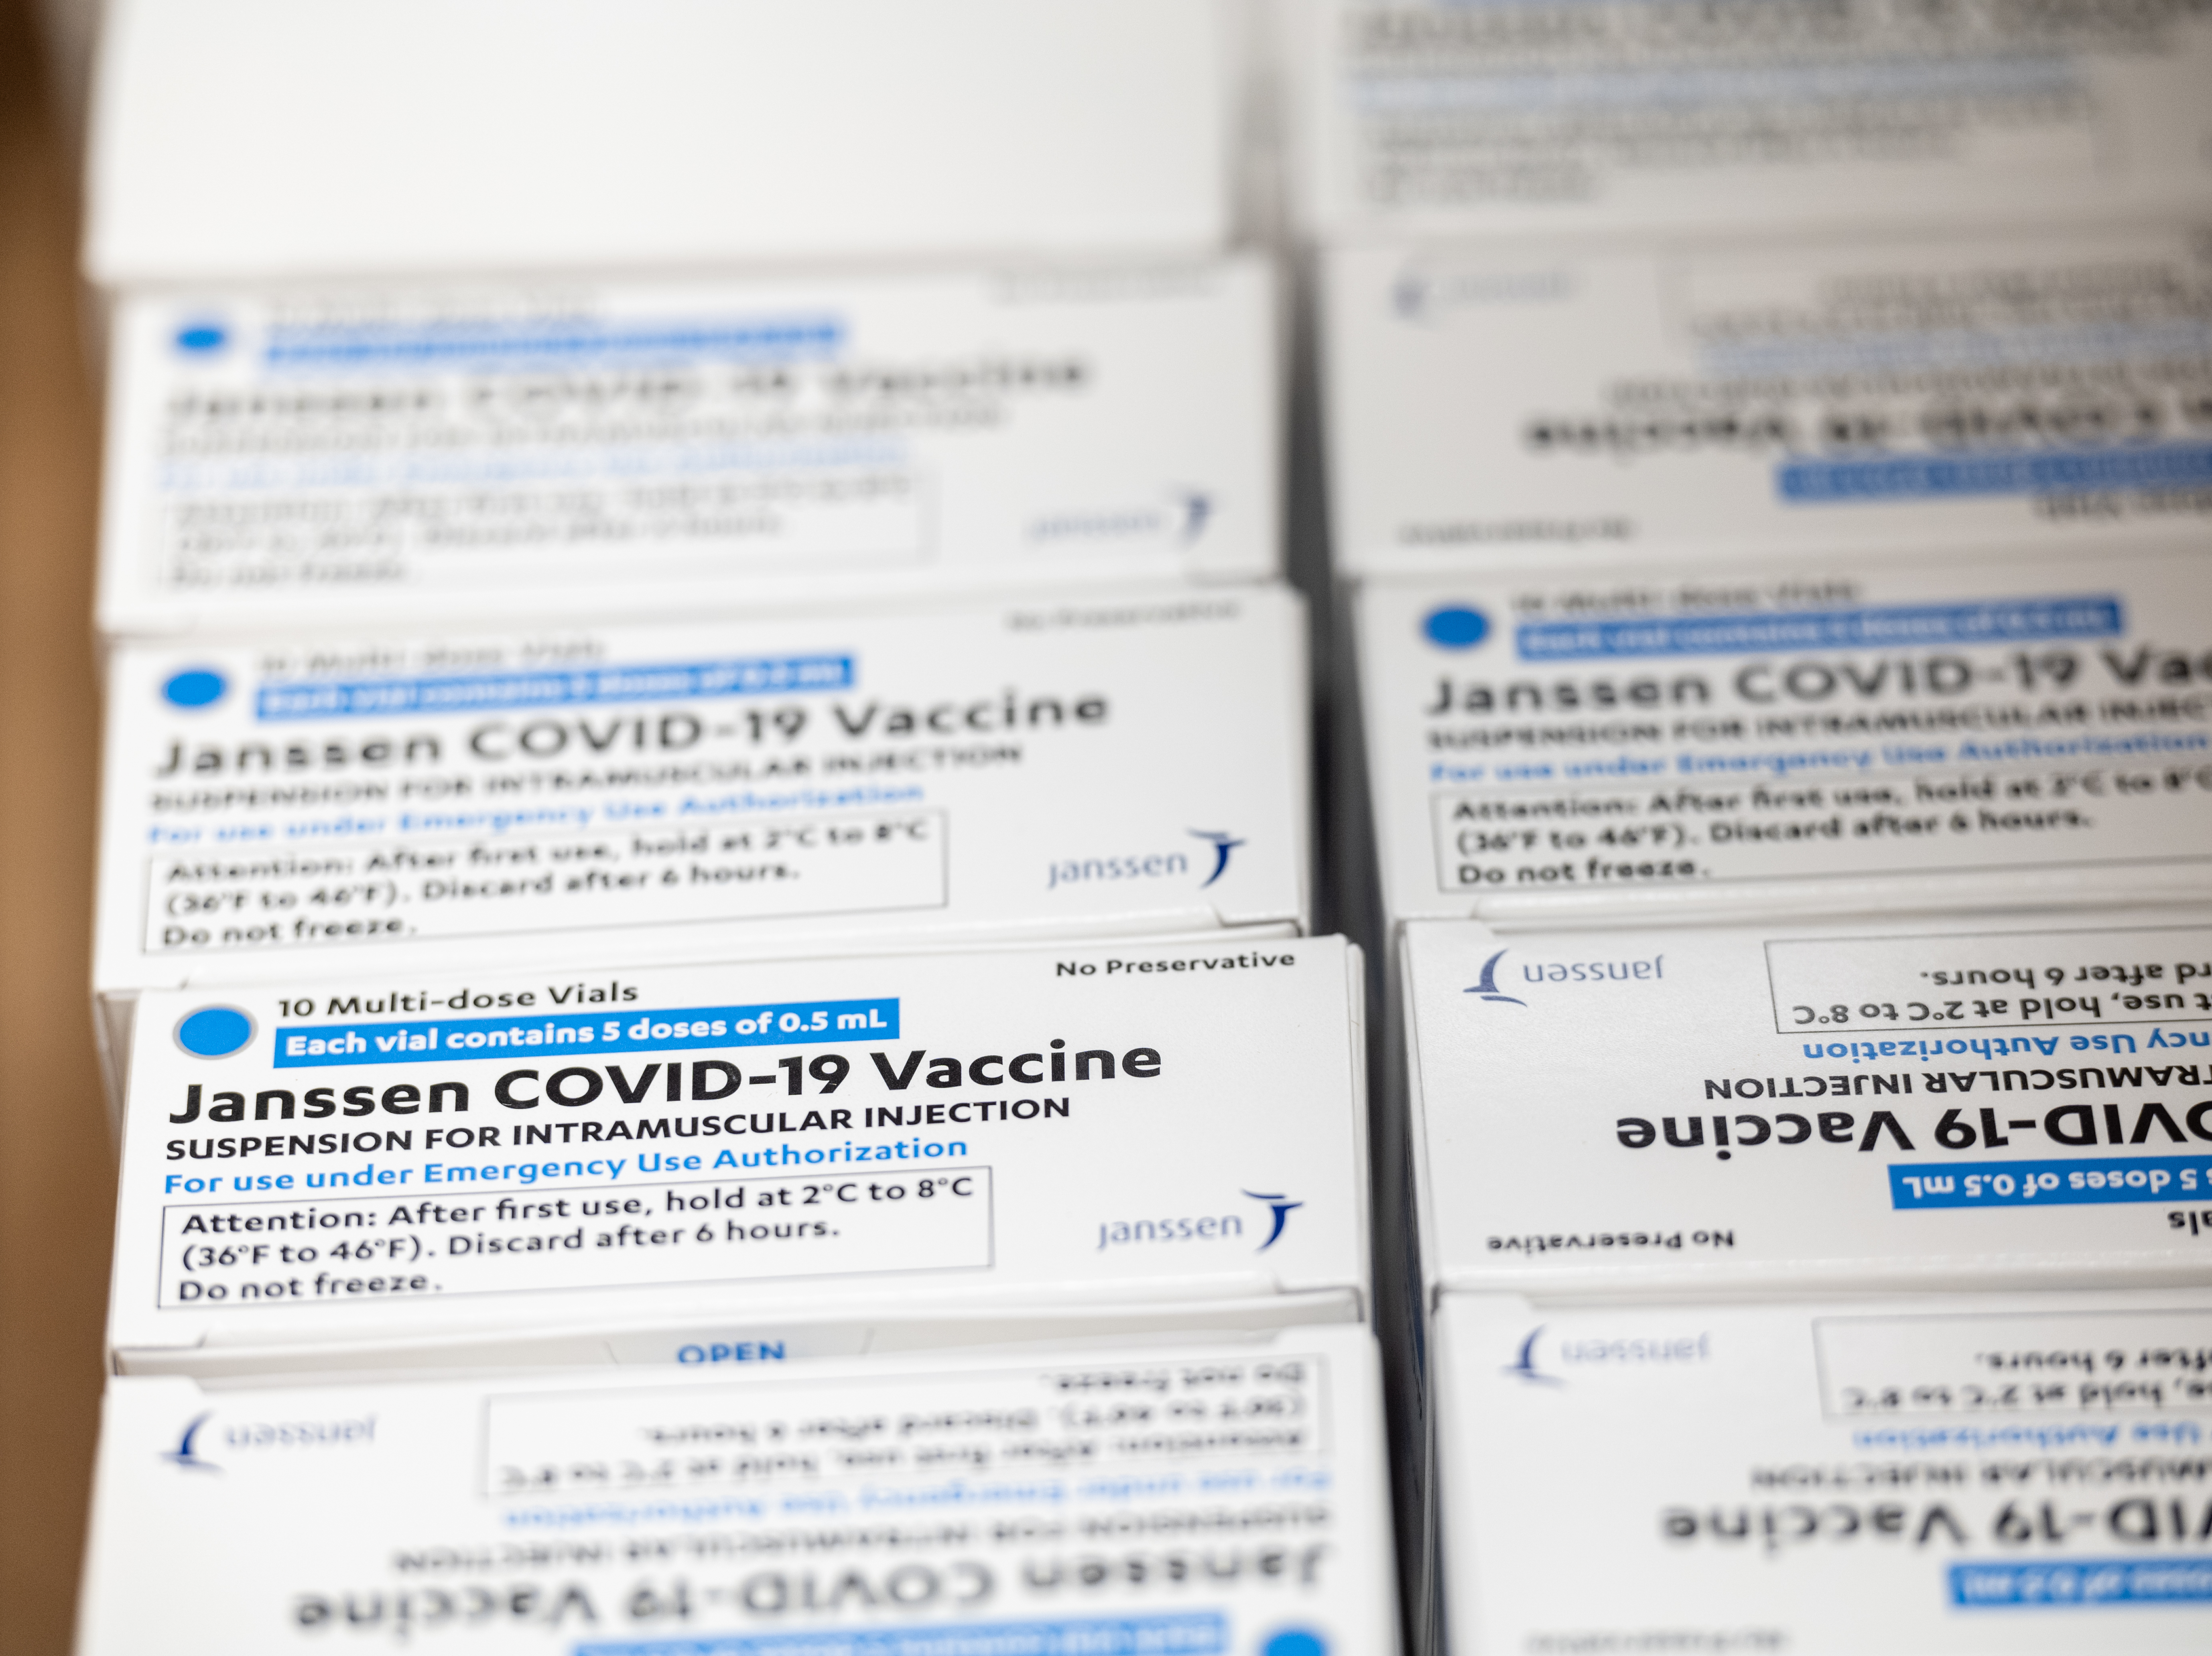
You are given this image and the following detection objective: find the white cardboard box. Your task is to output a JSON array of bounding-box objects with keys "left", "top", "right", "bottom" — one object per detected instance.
[
  {"left": 1435, "top": 1290, "right": 2212, "bottom": 1654},
  {"left": 109, "top": 933, "right": 1367, "bottom": 1376},
  {"left": 1324, "top": 225, "right": 2212, "bottom": 579},
  {"left": 80, "top": 1325, "right": 1401, "bottom": 1654},
  {"left": 98, "top": 259, "right": 1281, "bottom": 637},
  {"left": 96, "top": 587, "right": 1312, "bottom": 1078},
  {"left": 1288, "top": 0, "right": 2212, "bottom": 243},
  {"left": 1406, "top": 911, "right": 2212, "bottom": 1303},
  {"left": 86, "top": 0, "right": 1233, "bottom": 286},
  {"left": 1354, "top": 549, "right": 2212, "bottom": 932}
]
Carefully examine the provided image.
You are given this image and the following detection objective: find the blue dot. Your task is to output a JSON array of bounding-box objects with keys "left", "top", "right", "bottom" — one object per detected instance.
[
  {"left": 1263, "top": 1633, "right": 1328, "bottom": 1656},
  {"left": 175, "top": 321, "right": 228, "bottom": 353},
  {"left": 1423, "top": 605, "right": 1489, "bottom": 650},
  {"left": 162, "top": 668, "right": 227, "bottom": 708},
  {"left": 175, "top": 1007, "right": 254, "bottom": 1058}
]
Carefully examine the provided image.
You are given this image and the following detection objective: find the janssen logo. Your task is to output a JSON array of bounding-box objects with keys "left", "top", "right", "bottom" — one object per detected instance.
[
  {"left": 1045, "top": 830, "right": 1246, "bottom": 893},
  {"left": 164, "top": 1409, "right": 376, "bottom": 1472},
  {"left": 1504, "top": 1326, "right": 1712, "bottom": 1386},
  {"left": 1095, "top": 1189, "right": 1302, "bottom": 1255},
  {"left": 1027, "top": 487, "right": 1215, "bottom": 548},
  {"left": 1469, "top": 949, "right": 1670, "bottom": 1006},
  {"left": 1392, "top": 264, "right": 1573, "bottom": 324}
]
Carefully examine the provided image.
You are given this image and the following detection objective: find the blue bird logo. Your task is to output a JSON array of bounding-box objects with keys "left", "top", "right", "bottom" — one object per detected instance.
[
  {"left": 1503, "top": 1328, "right": 1561, "bottom": 1386},
  {"left": 1464, "top": 948, "right": 1526, "bottom": 1006},
  {"left": 165, "top": 1411, "right": 221, "bottom": 1471},
  {"left": 1189, "top": 830, "right": 1246, "bottom": 888},
  {"left": 1242, "top": 1191, "right": 1304, "bottom": 1251},
  {"left": 1171, "top": 488, "right": 1215, "bottom": 544}
]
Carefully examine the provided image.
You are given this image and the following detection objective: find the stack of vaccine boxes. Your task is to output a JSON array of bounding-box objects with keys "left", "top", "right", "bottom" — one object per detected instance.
[
  {"left": 1285, "top": 0, "right": 2212, "bottom": 1649},
  {"left": 73, "top": 6, "right": 1401, "bottom": 1652}
]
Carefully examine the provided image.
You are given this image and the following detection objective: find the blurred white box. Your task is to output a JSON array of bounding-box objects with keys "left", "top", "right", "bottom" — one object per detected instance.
[
  {"left": 1288, "top": 0, "right": 2212, "bottom": 243},
  {"left": 1436, "top": 1290, "right": 2212, "bottom": 1654},
  {"left": 87, "top": 0, "right": 1233, "bottom": 286},
  {"left": 1323, "top": 224, "right": 2212, "bottom": 579},
  {"left": 98, "top": 259, "right": 1280, "bottom": 637},
  {"left": 1353, "top": 548, "right": 2212, "bottom": 932},
  {"left": 95, "top": 588, "right": 1312, "bottom": 1083},
  {"left": 108, "top": 934, "right": 1366, "bottom": 1376},
  {"left": 1405, "top": 910, "right": 2212, "bottom": 1304},
  {"left": 81, "top": 1325, "right": 1402, "bottom": 1654}
]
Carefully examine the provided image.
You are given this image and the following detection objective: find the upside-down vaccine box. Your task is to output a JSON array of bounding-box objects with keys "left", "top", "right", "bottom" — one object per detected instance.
[
  {"left": 1355, "top": 548, "right": 2212, "bottom": 932},
  {"left": 110, "top": 934, "right": 1368, "bottom": 1377},
  {"left": 1433, "top": 1290, "right": 2212, "bottom": 1654},
  {"left": 80, "top": 1325, "right": 1400, "bottom": 1656},
  {"left": 1405, "top": 911, "right": 2212, "bottom": 1306},
  {"left": 1286, "top": 0, "right": 2212, "bottom": 243},
  {"left": 94, "top": 588, "right": 1311, "bottom": 1088},
  {"left": 87, "top": 0, "right": 1233, "bottom": 286},
  {"left": 98, "top": 259, "right": 1279, "bottom": 638},
  {"left": 1324, "top": 225, "right": 2212, "bottom": 579}
]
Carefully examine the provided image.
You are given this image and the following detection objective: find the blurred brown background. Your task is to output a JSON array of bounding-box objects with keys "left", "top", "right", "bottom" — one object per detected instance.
[{"left": 1, "top": 0, "right": 114, "bottom": 1649}]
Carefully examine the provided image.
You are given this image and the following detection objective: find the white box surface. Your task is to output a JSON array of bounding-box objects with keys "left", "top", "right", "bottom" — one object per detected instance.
[
  {"left": 1356, "top": 550, "right": 2212, "bottom": 930},
  {"left": 111, "top": 934, "right": 1366, "bottom": 1375},
  {"left": 97, "top": 589, "right": 1310, "bottom": 1044},
  {"left": 81, "top": 1325, "right": 1400, "bottom": 1655},
  {"left": 1408, "top": 912, "right": 2212, "bottom": 1301},
  {"left": 87, "top": 0, "right": 1230, "bottom": 285},
  {"left": 1325, "top": 226, "right": 2212, "bottom": 578},
  {"left": 1290, "top": 0, "right": 2212, "bottom": 242},
  {"left": 99, "top": 261, "right": 1280, "bottom": 637},
  {"left": 1436, "top": 1290, "right": 2212, "bottom": 1654}
]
